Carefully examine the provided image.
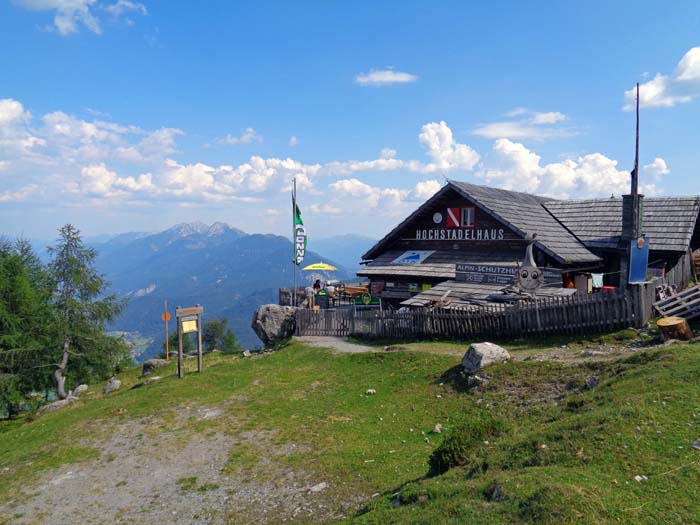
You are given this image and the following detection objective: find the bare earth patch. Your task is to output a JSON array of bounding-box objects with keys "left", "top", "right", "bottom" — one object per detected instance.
[{"left": 0, "top": 405, "right": 360, "bottom": 524}]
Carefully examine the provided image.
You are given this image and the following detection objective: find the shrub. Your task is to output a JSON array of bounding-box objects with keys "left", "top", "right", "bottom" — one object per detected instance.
[{"left": 428, "top": 415, "right": 505, "bottom": 475}]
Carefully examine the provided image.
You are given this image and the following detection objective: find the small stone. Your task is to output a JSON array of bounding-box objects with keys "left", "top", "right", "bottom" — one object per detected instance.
[
  {"left": 432, "top": 423, "right": 442, "bottom": 434},
  {"left": 691, "top": 440, "right": 700, "bottom": 450},
  {"left": 309, "top": 482, "right": 328, "bottom": 493},
  {"left": 243, "top": 350, "right": 252, "bottom": 357},
  {"left": 634, "top": 475, "right": 648, "bottom": 482},
  {"left": 564, "top": 380, "right": 577, "bottom": 391},
  {"left": 424, "top": 437, "right": 430, "bottom": 443},
  {"left": 436, "top": 394, "right": 443, "bottom": 399},
  {"left": 585, "top": 376, "right": 600, "bottom": 389},
  {"left": 466, "top": 375, "right": 485, "bottom": 388},
  {"left": 484, "top": 482, "right": 503, "bottom": 502},
  {"left": 366, "top": 389, "right": 376, "bottom": 395}
]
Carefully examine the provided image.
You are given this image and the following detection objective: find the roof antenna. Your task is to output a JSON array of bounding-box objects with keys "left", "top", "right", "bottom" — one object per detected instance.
[{"left": 630, "top": 82, "right": 641, "bottom": 239}]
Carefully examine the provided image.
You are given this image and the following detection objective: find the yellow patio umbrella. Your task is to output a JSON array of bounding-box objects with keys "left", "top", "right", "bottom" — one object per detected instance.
[{"left": 302, "top": 262, "right": 337, "bottom": 271}]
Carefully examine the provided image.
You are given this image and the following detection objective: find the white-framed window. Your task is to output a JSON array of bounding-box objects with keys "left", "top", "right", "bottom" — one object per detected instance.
[{"left": 461, "top": 206, "right": 475, "bottom": 228}]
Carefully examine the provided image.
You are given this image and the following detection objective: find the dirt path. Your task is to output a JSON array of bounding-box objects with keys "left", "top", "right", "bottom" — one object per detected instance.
[
  {"left": 294, "top": 335, "right": 661, "bottom": 365},
  {"left": 294, "top": 336, "right": 377, "bottom": 353},
  {"left": 0, "top": 405, "right": 359, "bottom": 525}
]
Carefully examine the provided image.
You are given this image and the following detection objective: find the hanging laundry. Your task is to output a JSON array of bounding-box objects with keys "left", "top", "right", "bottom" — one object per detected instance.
[{"left": 592, "top": 273, "right": 604, "bottom": 288}]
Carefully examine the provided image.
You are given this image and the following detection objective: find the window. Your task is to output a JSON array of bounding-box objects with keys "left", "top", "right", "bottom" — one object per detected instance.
[{"left": 461, "top": 206, "right": 475, "bottom": 228}]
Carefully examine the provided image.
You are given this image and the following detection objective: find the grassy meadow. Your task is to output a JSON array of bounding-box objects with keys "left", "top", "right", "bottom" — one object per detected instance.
[{"left": 1, "top": 334, "right": 700, "bottom": 523}]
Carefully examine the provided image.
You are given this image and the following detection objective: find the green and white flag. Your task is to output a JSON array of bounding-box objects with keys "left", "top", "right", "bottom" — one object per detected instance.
[{"left": 293, "top": 202, "right": 307, "bottom": 265}]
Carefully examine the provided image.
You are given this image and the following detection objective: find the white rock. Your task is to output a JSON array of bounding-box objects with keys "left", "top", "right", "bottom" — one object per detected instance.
[
  {"left": 103, "top": 377, "right": 122, "bottom": 395},
  {"left": 366, "top": 389, "right": 376, "bottom": 395},
  {"left": 309, "top": 482, "right": 328, "bottom": 493},
  {"left": 432, "top": 423, "right": 442, "bottom": 434},
  {"left": 73, "top": 384, "right": 88, "bottom": 395},
  {"left": 462, "top": 342, "right": 510, "bottom": 374}
]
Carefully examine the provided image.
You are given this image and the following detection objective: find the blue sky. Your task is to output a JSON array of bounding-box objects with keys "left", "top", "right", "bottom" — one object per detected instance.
[{"left": 1, "top": 1, "right": 699, "bottom": 241}]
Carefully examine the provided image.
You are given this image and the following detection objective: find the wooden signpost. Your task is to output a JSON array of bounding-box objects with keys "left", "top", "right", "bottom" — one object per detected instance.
[{"left": 175, "top": 305, "right": 204, "bottom": 378}]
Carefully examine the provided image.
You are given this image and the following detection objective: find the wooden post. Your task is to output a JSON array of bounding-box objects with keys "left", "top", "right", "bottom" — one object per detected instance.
[
  {"left": 164, "top": 299, "right": 169, "bottom": 361},
  {"left": 177, "top": 319, "right": 184, "bottom": 378},
  {"left": 197, "top": 310, "right": 203, "bottom": 373}
]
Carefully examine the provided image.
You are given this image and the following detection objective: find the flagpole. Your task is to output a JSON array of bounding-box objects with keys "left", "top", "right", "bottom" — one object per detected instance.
[{"left": 292, "top": 176, "right": 297, "bottom": 306}]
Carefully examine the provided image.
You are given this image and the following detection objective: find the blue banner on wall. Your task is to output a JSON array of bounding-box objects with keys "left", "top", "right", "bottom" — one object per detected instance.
[{"left": 628, "top": 237, "right": 650, "bottom": 284}]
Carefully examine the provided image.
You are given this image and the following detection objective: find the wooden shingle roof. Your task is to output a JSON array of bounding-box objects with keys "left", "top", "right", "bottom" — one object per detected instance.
[
  {"left": 449, "top": 181, "right": 601, "bottom": 264},
  {"left": 362, "top": 181, "right": 601, "bottom": 265},
  {"left": 544, "top": 197, "right": 700, "bottom": 252}
]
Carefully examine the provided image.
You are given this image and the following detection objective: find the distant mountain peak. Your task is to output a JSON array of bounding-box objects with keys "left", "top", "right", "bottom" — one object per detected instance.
[
  {"left": 207, "top": 221, "right": 243, "bottom": 236},
  {"left": 166, "top": 222, "right": 210, "bottom": 237},
  {"left": 164, "top": 222, "right": 245, "bottom": 238}
]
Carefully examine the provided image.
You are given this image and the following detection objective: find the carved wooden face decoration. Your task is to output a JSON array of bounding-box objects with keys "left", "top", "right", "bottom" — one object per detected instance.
[
  {"left": 517, "top": 233, "right": 544, "bottom": 294},
  {"left": 518, "top": 266, "right": 544, "bottom": 293}
]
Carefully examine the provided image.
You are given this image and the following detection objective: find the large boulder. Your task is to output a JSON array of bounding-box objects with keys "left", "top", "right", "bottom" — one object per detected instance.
[
  {"left": 462, "top": 342, "right": 510, "bottom": 374},
  {"left": 103, "top": 377, "right": 122, "bottom": 395},
  {"left": 142, "top": 358, "right": 168, "bottom": 377},
  {"left": 73, "top": 384, "right": 89, "bottom": 396},
  {"left": 251, "top": 304, "right": 296, "bottom": 347}
]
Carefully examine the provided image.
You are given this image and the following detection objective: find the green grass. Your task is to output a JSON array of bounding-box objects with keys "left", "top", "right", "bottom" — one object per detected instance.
[{"left": 1, "top": 336, "right": 700, "bottom": 523}]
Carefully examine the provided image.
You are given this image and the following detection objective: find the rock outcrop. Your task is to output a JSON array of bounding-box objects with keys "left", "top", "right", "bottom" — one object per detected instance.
[
  {"left": 251, "top": 304, "right": 296, "bottom": 347},
  {"left": 142, "top": 358, "right": 168, "bottom": 377},
  {"left": 73, "top": 384, "right": 88, "bottom": 396},
  {"left": 462, "top": 342, "right": 510, "bottom": 374},
  {"left": 40, "top": 396, "right": 78, "bottom": 413},
  {"left": 103, "top": 377, "right": 122, "bottom": 395}
]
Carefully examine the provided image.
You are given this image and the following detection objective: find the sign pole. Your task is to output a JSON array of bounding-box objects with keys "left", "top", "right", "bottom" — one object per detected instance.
[
  {"left": 292, "top": 176, "right": 297, "bottom": 306},
  {"left": 197, "top": 305, "right": 203, "bottom": 373},
  {"left": 164, "top": 299, "right": 169, "bottom": 361}
]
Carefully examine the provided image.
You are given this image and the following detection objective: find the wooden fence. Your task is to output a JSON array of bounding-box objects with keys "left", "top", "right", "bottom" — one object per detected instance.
[{"left": 295, "top": 289, "right": 642, "bottom": 339}]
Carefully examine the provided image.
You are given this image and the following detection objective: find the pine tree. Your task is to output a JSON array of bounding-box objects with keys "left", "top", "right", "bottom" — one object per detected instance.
[
  {"left": 202, "top": 318, "right": 241, "bottom": 353},
  {"left": 48, "top": 225, "right": 127, "bottom": 399}
]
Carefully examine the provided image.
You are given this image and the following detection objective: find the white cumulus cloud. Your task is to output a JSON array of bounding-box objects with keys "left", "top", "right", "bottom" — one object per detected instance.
[
  {"left": 413, "top": 179, "right": 442, "bottom": 199},
  {"left": 644, "top": 157, "right": 670, "bottom": 177},
  {"left": 473, "top": 109, "right": 573, "bottom": 140},
  {"left": 17, "top": 0, "right": 146, "bottom": 35},
  {"left": 624, "top": 47, "right": 700, "bottom": 110},
  {"left": 216, "top": 128, "right": 263, "bottom": 146},
  {"left": 355, "top": 69, "right": 418, "bottom": 86},
  {"left": 477, "top": 138, "right": 661, "bottom": 198}
]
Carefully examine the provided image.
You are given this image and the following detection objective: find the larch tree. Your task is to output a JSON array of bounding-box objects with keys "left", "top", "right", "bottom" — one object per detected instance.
[{"left": 48, "top": 225, "right": 126, "bottom": 399}]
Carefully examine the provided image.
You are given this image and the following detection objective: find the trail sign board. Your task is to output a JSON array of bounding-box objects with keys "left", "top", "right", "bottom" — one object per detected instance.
[
  {"left": 181, "top": 319, "right": 198, "bottom": 333},
  {"left": 176, "top": 306, "right": 203, "bottom": 317},
  {"left": 175, "top": 304, "right": 204, "bottom": 378}
]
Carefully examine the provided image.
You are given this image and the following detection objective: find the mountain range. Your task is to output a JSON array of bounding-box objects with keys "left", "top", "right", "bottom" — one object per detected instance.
[{"left": 84, "top": 222, "right": 363, "bottom": 360}]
